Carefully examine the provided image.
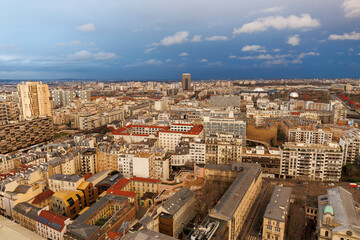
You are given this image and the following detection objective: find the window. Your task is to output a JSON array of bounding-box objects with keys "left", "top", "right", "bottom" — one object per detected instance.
[
  {"left": 275, "top": 227, "right": 280, "bottom": 232},
  {"left": 266, "top": 225, "right": 272, "bottom": 230},
  {"left": 325, "top": 231, "right": 329, "bottom": 237}
]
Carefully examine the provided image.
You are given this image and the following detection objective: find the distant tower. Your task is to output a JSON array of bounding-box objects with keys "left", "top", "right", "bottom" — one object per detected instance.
[{"left": 182, "top": 73, "right": 192, "bottom": 91}]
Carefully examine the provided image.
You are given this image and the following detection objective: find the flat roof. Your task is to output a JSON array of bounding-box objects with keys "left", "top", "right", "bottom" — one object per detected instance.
[{"left": 0, "top": 215, "right": 45, "bottom": 240}]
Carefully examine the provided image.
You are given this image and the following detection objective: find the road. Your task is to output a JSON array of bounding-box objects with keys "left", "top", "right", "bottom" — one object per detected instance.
[{"left": 238, "top": 180, "right": 274, "bottom": 240}]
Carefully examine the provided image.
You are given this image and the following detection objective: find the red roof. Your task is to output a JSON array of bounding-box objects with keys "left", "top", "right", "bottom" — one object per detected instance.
[
  {"left": 111, "top": 124, "right": 170, "bottom": 135},
  {"left": 108, "top": 231, "right": 123, "bottom": 240},
  {"left": 131, "top": 177, "right": 161, "bottom": 183},
  {"left": 107, "top": 190, "right": 136, "bottom": 197},
  {"left": 108, "top": 178, "right": 130, "bottom": 192},
  {"left": 36, "top": 210, "right": 68, "bottom": 232},
  {"left": 32, "top": 190, "right": 54, "bottom": 204},
  {"left": 82, "top": 173, "right": 92, "bottom": 180}
]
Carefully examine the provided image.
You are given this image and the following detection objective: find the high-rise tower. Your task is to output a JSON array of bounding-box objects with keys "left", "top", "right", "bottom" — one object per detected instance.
[{"left": 182, "top": 73, "right": 191, "bottom": 91}]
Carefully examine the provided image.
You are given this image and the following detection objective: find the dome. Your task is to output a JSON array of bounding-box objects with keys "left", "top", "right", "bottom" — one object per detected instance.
[
  {"left": 253, "top": 87, "right": 265, "bottom": 92},
  {"left": 289, "top": 92, "right": 299, "bottom": 98},
  {"left": 324, "top": 204, "right": 334, "bottom": 215}
]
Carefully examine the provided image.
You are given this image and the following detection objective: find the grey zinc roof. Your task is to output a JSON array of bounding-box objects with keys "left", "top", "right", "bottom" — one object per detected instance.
[
  {"left": 12, "top": 185, "right": 31, "bottom": 194},
  {"left": 322, "top": 187, "right": 360, "bottom": 234},
  {"left": 161, "top": 186, "right": 194, "bottom": 216},
  {"left": 264, "top": 186, "right": 292, "bottom": 222},
  {"left": 49, "top": 174, "right": 82, "bottom": 182},
  {"left": 66, "top": 223, "right": 99, "bottom": 239},
  {"left": 13, "top": 202, "right": 41, "bottom": 220},
  {"left": 211, "top": 164, "right": 261, "bottom": 220}
]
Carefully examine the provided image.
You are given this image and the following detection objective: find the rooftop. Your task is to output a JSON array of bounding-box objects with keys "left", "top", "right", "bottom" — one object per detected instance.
[
  {"left": 161, "top": 186, "right": 194, "bottom": 216},
  {"left": 49, "top": 174, "right": 83, "bottom": 182},
  {"left": 32, "top": 190, "right": 54, "bottom": 204},
  {"left": 264, "top": 186, "right": 292, "bottom": 222},
  {"left": 36, "top": 210, "right": 69, "bottom": 232}
]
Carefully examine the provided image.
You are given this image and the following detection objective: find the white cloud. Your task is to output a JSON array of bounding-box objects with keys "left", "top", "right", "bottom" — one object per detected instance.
[
  {"left": 228, "top": 55, "right": 237, "bottom": 59},
  {"left": 233, "top": 14, "right": 320, "bottom": 34},
  {"left": 69, "top": 50, "right": 93, "bottom": 60},
  {"left": 273, "top": 48, "right": 281, "bottom": 52},
  {"left": 342, "top": 0, "right": 360, "bottom": 18},
  {"left": 358, "top": 53, "right": 360, "bottom": 56},
  {"left": 207, "top": 61, "right": 222, "bottom": 66},
  {"left": 69, "top": 50, "right": 117, "bottom": 61},
  {"left": 328, "top": 31, "right": 360, "bottom": 40},
  {"left": 205, "top": 35, "right": 228, "bottom": 41},
  {"left": 200, "top": 58, "right": 208, "bottom": 63},
  {"left": 145, "top": 59, "right": 162, "bottom": 65},
  {"left": 160, "top": 31, "right": 189, "bottom": 46},
  {"left": 191, "top": 35, "right": 203, "bottom": 42},
  {"left": 259, "top": 6, "right": 284, "bottom": 14},
  {"left": 145, "top": 48, "right": 156, "bottom": 54},
  {"left": 56, "top": 40, "right": 81, "bottom": 47},
  {"left": 165, "top": 59, "right": 172, "bottom": 62},
  {"left": 76, "top": 23, "right": 96, "bottom": 32},
  {"left": 179, "top": 52, "right": 189, "bottom": 57},
  {"left": 94, "top": 52, "right": 117, "bottom": 60},
  {"left": 241, "top": 45, "right": 266, "bottom": 52},
  {"left": 287, "top": 34, "right": 300, "bottom": 46},
  {"left": 292, "top": 51, "right": 319, "bottom": 64}
]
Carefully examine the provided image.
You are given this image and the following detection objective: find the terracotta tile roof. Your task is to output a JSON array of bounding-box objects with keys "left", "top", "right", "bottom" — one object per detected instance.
[
  {"left": 36, "top": 210, "right": 68, "bottom": 232},
  {"left": 131, "top": 177, "right": 161, "bottom": 183},
  {"left": 32, "top": 190, "right": 54, "bottom": 204},
  {"left": 82, "top": 173, "right": 92, "bottom": 180},
  {"left": 107, "top": 178, "right": 130, "bottom": 192},
  {"left": 108, "top": 231, "right": 123, "bottom": 240}
]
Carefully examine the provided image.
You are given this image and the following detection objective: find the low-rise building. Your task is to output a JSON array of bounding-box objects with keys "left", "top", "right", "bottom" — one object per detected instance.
[
  {"left": 52, "top": 190, "right": 85, "bottom": 219},
  {"left": 48, "top": 174, "right": 84, "bottom": 192},
  {"left": 262, "top": 186, "right": 292, "bottom": 240},
  {"left": 36, "top": 210, "right": 71, "bottom": 240},
  {"left": 12, "top": 202, "right": 42, "bottom": 232}
]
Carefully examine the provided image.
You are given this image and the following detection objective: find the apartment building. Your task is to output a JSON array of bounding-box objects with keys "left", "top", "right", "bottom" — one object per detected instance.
[
  {"left": 133, "top": 152, "right": 155, "bottom": 178},
  {"left": 158, "top": 124, "right": 203, "bottom": 151},
  {"left": 288, "top": 127, "right": 332, "bottom": 144},
  {"left": 207, "top": 163, "right": 262, "bottom": 240},
  {"left": 157, "top": 186, "right": 196, "bottom": 238},
  {"left": 96, "top": 142, "right": 119, "bottom": 172},
  {"left": 262, "top": 186, "right": 292, "bottom": 240},
  {"left": 48, "top": 174, "right": 84, "bottom": 192},
  {"left": 205, "top": 134, "right": 242, "bottom": 165},
  {"left": 0, "top": 116, "right": 54, "bottom": 154},
  {"left": 190, "top": 138, "right": 206, "bottom": 165},
  {"left": 52, "top": 190, "right": 85, "bottom": 219},
  {"left": 17, "top": 81, "right": 51, "bottom": 119},
  {"left": 36, "top": 210, "right": 71, "bottom": 240},
  {"left": 12, "top": 202, "right": 42, "bottom": 232},
  {"left": 318, "top": 187, "right": 360, "bottom": 240},
  {"left": 331, "top": 103, "right": 347, "bottom": 124},
  {"left": 204, "top": 116, "right": 246, "bottom": 144},
  {"left": 339, "top": 131, "right": 360, "bottom": 165},
  {"left": 0, "top": 101, "right": 20, "bottom": 125},
  {"left": 280, "top": 142, "right": 344, "bottom": 181},
  {"left": 52, "top": 90, "right": 76, "bottom": 108},
  {"left": 80, "top": 149, "right": 97, "bottom": 175},
  {"left": 78, "top": 90, "right": 91, "bottom": 101},
  {"left": 246, "top": 110, "right": 289, "bottom": 128},
  {"left": 130, "top": 177, "right": 160, "bottom": 201}
]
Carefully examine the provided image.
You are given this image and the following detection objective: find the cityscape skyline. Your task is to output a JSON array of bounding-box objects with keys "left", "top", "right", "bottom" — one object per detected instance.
[{"left": 0, "top": 0, "right": 360, "bottom": 80}]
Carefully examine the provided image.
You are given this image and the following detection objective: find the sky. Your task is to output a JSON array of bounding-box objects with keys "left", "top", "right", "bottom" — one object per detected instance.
[{"left": 0, "top": 0, "right": 360, "bottom": 80}]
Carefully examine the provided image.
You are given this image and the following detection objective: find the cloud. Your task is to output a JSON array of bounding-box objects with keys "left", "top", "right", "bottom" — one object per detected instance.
[
  {"left": 69, "top": 50, "right": 117, "bottom": 61},
  {"left": 191, "top": 35, "right": 202, "bottom": 42},
  {"left": 2, "top": 44, "right": 19, "bottom": 51},
  {"left": 94, "top": 52, "right": 117, "bottom": 60},
  {"left": 342, "top": 0, "right": 360, "bottom": 18},
  {"left": 204, "top": 35, "right": 228, "bottom": 41},
  {"left": 56, "top": 40, "right": 81, "bottom": 47},
  {"left": 76, "top": 23, "right": 96, "bottom": 32},
  {"left": 165, "top": 59, "right": 172, "bottom": 62},
  {"left": 228, "top": 55, "right": 237, "bottom": 59},
  {"left": 328, "top": 31, "right": 360, "bottom": 40},
  {"left": 125, "top": 59, "right": 162, "bottom": 67},
  {"left": 273, "top": 48, "right": 282, "bottom": 52},
  {"left": 259, "top": 6, "right": 284, "bottom": 14},
  {"left": 160, "top": 31, "right": 189, "bottom": 46},
  {"left": 69, "top": 50, "right": 93, "bottom": 60},
  {"left": 287, "top": 34, "right": 300, "bottom": 46},
  {"left": 233, "top": 14, "right": 320, "bottom": 34},
  {"left": 145, "top": 48, "right": 156, "bottom": 54},
  {"left": 292, "top": 51, "right": 319, "bottom": 64},
  {"left": 200, "top": 58, "right": 208, "bottom": 63},
  {"left": 207, "top": 61, "right": 222, "bottom": 66},
  {"left": 241, "top": 45, "right": 266, "bottom": 52},
  {"left": 179, "top": 52, "right": 189, "bottom": 57}
]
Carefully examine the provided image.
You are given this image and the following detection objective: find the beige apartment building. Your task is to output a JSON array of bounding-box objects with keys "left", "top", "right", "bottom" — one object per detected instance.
[
  {"left": 17, "top": 81, "right": 51, "bottom": 119},
  {"left": 262, "top": 186, "right": 292, "bottom": 240},
  {"left": 205, "top": 134, "right": 242, "bottom": 165},
  {"left": 288, "top": 127, "right": 332, "bottom": 144},
  {"left": 280, "top": 142, "right": 344, "bottom": 181}
]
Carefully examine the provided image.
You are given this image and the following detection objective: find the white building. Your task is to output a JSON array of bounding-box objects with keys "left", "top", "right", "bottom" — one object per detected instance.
[
  {"left": 288, "top": 128, "right": 332, "bottom": 144},
  {"left": 48, "top": 174, "right": 84, "bottom": 192},
  {"left": 36, "top": 210, "right": 71, "bottom": 240},
  {"left": 190, "top": 138, "right": 206, "bottom": 164},
  {"left": 132, "top": 152, "right": 155, "bottom": 178}
]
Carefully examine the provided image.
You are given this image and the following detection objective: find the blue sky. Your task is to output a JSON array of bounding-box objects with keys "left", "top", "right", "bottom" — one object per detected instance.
[{"left": 0, "top": 0, "right": 359, "bottom": 80}]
